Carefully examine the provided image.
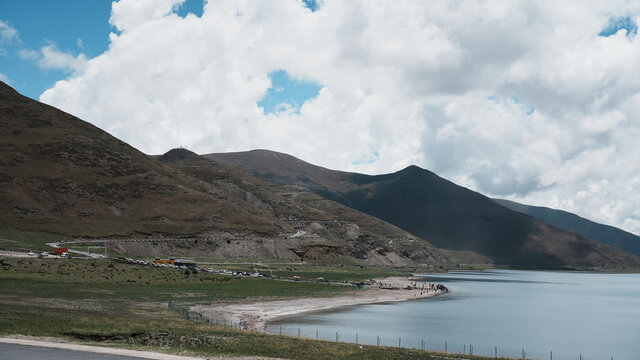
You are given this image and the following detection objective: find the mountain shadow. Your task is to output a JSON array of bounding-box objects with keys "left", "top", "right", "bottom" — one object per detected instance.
[
  {"left": 207, "top": 150, "right": 640, "bottom": 270},
  {"left": 495, "top": 199, "right": 640, "bottom": 257}
]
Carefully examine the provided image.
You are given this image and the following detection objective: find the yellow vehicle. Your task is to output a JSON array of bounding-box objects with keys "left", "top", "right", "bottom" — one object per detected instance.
[{"left": 153, "top": 258, "right": 175, "bottom": 265}]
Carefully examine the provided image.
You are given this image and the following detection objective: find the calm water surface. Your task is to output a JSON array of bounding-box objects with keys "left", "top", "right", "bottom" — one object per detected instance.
[{"left": 267, "top": 270, "right": 640, "bottom": 360}]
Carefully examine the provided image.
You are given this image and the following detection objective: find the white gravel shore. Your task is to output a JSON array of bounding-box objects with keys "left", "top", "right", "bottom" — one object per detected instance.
[{"left": 192, "top": 276, "right": 447, "bottom": 332}]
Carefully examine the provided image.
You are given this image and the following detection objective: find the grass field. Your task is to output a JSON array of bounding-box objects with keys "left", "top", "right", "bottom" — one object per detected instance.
[
  {"left": 0, "top": 228, "right": 61, "bottom": 252},
  {"left": 0, "top": 257, "right": 503, "bottom": 359}
]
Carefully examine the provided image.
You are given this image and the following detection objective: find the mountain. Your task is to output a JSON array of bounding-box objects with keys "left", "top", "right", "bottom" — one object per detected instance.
[
  {"left": 0, "top": 81, "right": 449, "bottom": 268},
  {"left": 494, "top": 199, "right": 640, "bottom": 257},
  {"left": 207, "top": 150, "right": 640, "bottom": 270},
  {"left": 157, "top": 148, "right": 452, "bottom": 268},
  {"left": 0, "top": 81, "right": 280, "bottom": 237}
]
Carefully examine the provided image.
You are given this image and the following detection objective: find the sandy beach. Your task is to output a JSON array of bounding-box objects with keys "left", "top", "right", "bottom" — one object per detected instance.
[{"left": 192, "top": 277, "right": 447, "bottom": 332}]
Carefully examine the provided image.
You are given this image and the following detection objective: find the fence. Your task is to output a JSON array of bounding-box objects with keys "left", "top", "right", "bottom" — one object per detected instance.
[
  {"left": 264, "top": 324, "right": 620, "bottom": 360},
  {"left": 168, "top": 296, "right": 619, "bottom": 360},
  {"left": 168, "top": 297, "right": 250, "bottom": 330}
]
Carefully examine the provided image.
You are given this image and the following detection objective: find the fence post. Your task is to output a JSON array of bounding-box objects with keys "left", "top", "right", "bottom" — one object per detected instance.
[
  {"left": 445, "top": 341, "right": 447, "bottom": 353},
  {"left": 336, "top": 332, "right": 339, "bottom": 342},
  {"left": 398, "top": 337, "right": 401, "bottom": 348},
  {"left": 297, "top": 328, "right": 301, "bottom": 337},
  {"left": 355, "top": 333, "right": 358, "bottom": 344},
  {"left": 316, "top": 329, "right": 318, "bottom": 340},
  {"left": 421, "top": 339, "right": 424, "bottom": 351},
  {"left": 377, "top": 335, "right": 380, "bottom": 346},
  {"left": 495, "top": 346, "right": 497, "bottom": 359},
  {"left": 550, "top": 351, "right": 552, "bottom": 360}
]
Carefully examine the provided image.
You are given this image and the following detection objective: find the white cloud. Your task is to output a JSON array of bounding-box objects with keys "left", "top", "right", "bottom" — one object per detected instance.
[
  {"left": 110, "top": 0, "right": 186, "bottom": 32},
  {"left": 39, "top": 0, "right": 640, "bottom": 234},
  {"left": 0, "top": 73, "right": 12, "bottom": 84},
  {"left": 17, "top": 43, "right": 87, "bottom": 73},
  {"left": 18, "top": 48, "right": 39, "bottom": 60},
  {"left": 38, "top": 44, "right": 87, "bottom": 73},
  {"left": 0, "top": 20, "right": 19, "bottom": 44}
]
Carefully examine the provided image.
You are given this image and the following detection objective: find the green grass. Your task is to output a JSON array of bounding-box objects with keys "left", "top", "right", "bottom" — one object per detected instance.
[
  {"left": 0, "top": 258, "right": 355, "bottom": 301},
  {"left": 0, "top": 228, "right": 61, "bottom": 252},
  {"left": 0, "top": 304, "right": 507, "bottom": 360},
  {"left": 0, "top": 258, "right": 504, "bottom": 359}
]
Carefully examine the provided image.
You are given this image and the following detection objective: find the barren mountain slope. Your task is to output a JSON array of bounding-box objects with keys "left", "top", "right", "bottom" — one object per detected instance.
[
  {"left": 157, "top": 148, "right": 453, "bottom": 268},
  {"left": 495, "top": 198, "right": 640, "bottom": 257},
  {"left": 208, "top": 150, "right": 640, "bottom": 270},
  {"left": 0, "top": 82, "right": 284, "bottom": 237}
]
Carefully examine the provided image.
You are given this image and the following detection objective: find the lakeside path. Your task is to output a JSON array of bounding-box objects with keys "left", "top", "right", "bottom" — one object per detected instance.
[{"left": 192, "top": 277, "right": 447, "bottom": 332}]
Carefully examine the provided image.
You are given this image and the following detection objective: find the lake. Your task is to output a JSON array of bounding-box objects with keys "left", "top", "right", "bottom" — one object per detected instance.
[{"left": 266, "top": 270, "right": 640, "bottom": 360}]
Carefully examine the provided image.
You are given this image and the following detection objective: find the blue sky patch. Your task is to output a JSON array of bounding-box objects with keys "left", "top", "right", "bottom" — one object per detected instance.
[
  {"left": 487, "top": 95, "right": 534, "bottom": 115},
  {"left": 176, "top": 0, "right": 204, "bottom": 18},
  {"left": 258, "top": 70, "right": 322, "bottom": 114},
  {"left": 351, "top": 149, "right": 380, "bottom": 166},
  {"left": 599, "top": 16, "right": 638, "bottom": 38},
  {"left": 0, "top": 0, "right": 112, "bottom": 99},
  {"left": 302, "top": 0, "right": 320, "bottom": 12}
]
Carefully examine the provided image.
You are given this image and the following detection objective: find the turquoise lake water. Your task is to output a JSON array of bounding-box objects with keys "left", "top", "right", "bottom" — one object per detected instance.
[{"left": 266, "top": 270, "right": 640, "bottom": 360}]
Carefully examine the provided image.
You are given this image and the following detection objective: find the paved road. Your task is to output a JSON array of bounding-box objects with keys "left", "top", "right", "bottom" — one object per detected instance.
[
  {"left": 0, "top": 339, "right": 281, "bottom": 360},
  {"left": 0, "top": 343, "right": 150, "bottom": 360}
]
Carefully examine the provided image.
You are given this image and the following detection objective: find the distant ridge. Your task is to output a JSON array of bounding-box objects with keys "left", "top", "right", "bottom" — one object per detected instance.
[
  {"left": 207, "top": 149, "right": 640, "bottom": 270},
  {"left": 494, "top": 199, "right": 640, "bottom": 257}
]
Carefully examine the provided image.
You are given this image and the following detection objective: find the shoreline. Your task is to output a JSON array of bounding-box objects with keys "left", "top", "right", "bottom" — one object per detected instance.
[{"left": 191, "top": 276, "right": 447, "bottom": 332}]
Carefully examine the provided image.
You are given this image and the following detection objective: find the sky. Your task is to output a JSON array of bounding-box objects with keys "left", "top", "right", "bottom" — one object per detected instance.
[{"left": 1, "top": 1, "right": 640, "bottom": 235}]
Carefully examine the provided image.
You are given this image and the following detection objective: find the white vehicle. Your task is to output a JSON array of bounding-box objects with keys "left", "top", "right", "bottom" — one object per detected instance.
[
  {"left": 40, "top": 252, "right": 49, "bottom": 257},
  {"left": 60, "top": 252, "right": 69, "bottom": 258},
  {"left": 28, "top": 251, "right": 35, "bottom": 256}
]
